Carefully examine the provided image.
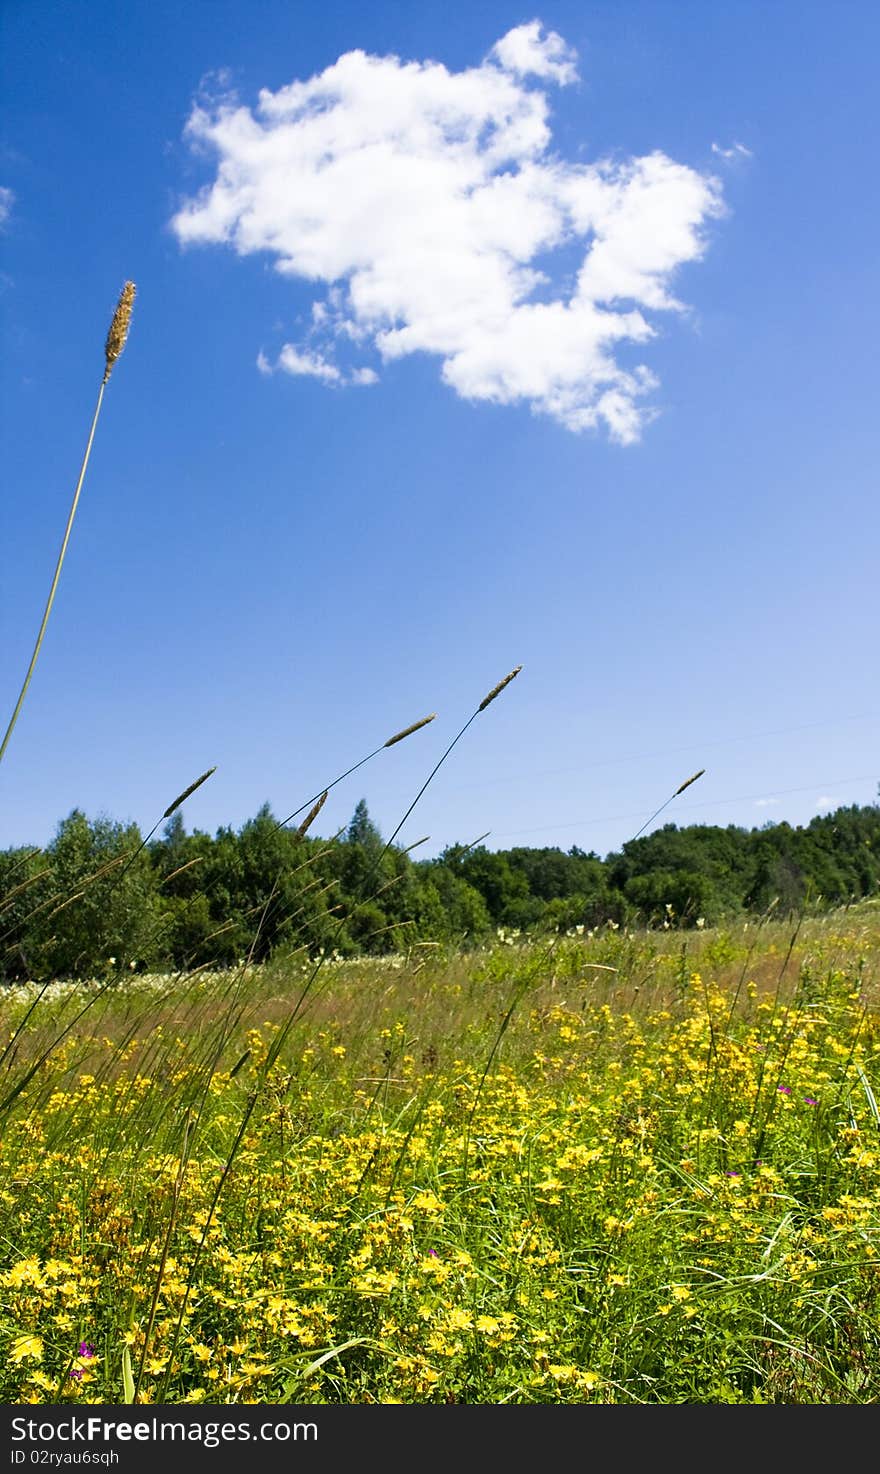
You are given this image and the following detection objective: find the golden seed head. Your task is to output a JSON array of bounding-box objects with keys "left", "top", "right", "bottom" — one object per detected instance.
[
  {"left": 478, "top": 665, "right": 523, "bottom": 712},
  {"left": 384, "top": 713, "right": 437, "bottom": 748},
  {"left": 163, "top": 765, "right": 217, "bottom": 819},
  {"left": 296, "top": 790, "right": 328, "bottom": 838},
  {"left": 103, "top": 280, "right": 136, "bottom": 382},
  {"left": 675, "top": 768, "right": 706, "bottom": 796}
]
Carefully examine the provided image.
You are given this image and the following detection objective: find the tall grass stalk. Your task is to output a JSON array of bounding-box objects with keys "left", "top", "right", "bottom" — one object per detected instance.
[
  {"left": 0, "top": 283, "right": 136, "bottom": 766},
  {"left": 630, "top": 767, "right": 706, "bottom": 842}
]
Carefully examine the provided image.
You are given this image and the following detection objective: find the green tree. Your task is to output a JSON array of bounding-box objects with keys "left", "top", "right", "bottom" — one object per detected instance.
[
  {"left": 347, "top": 799, "right": 382, "bottom": 849},
  {"left": 30, "top": 810, "right": 160, "bottom": 978}
]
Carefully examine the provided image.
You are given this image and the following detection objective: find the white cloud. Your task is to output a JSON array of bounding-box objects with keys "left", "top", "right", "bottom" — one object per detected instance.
[
  {"left": 276, "top": 345, "right": 342, "bottom": 382},
  {"left": 172, "top": 25, "right": 723, "bottom": 441},
  {"left": 258, "top": 345, "right": 337, "bottom": 379},
  {"left": 0, "top": 186, "right": 14, "bottom": 229},
  {"left": 489, "top": 20, "right": 579, "bottom": 84},
  {"left": 755, "top": 797, "right": 780, "bottom": 808},
  {"left": 711, "top": 141, "right": 752, "bottom": 161},
  {"left": 258, "top": 345, "right": 378, "bottom": 386},
  {"left": 816, "top": 795, "right": 841, "bottom": 811}
]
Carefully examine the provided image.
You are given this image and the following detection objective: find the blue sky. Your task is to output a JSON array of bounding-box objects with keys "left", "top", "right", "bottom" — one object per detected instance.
[{"left": 2, "top": 0, "right": 878, "bottom": 862}]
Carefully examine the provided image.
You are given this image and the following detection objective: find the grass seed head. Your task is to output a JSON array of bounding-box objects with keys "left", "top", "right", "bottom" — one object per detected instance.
[
  {"left": 384, "top": 714, "right": 437, "bottom": 748},
  {"left": 675, "top": 769, "right": 706, "bottom": 796},
  {"left": 163, "top": 766, "right": 217, "bottom": 819},
  {"left": 479, "top": 665, "right": 523, "bottom": 712},
  {"left": 103, "top": 281, "right": 136, "bottom": 382},
  {"left": 296, "top": 790, "right": 328, "bottom": 838}
]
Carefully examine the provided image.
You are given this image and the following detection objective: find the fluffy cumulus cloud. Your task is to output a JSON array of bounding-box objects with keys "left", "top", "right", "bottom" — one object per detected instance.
[
  {"left": 0, "top": 186, "right": 14, "bottom": 229},
  {"left": 172, "top": 22, "right": 723, "bottom": 441}
]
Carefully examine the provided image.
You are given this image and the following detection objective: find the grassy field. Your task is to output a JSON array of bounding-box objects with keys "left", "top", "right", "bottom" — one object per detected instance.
[{"left": 1, "top": 906, "right": 879, "bottom": 1405}]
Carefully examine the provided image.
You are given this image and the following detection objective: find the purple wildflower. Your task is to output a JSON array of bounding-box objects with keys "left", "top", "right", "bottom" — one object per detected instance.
[
  {"left": 77, "top": 1342, "right": 95, "bottom": 1358},
  {"left": 777, "top": 1085, "right": 792, "bottom": 1095},
  {"left": 804, "top": 1097, "right": 818, "bottom": 1106}
]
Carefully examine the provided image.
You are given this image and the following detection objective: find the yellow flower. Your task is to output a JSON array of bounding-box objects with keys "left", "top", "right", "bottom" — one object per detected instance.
[
  {"left": 26, "top": 1371, "right": 55, "bottom": 1392},
  {"left": 445, "top": 1308, "right": 472, "bottom": 1332},
  {"left": 9, "top": 1335, "right": 43, "bottom": 1364},
  {"left": 4, "top": 1259, "right": 46, "bottom": 1290},
  {"left": 412, "top": 1191, "right": 445, "bottom": 1214}
]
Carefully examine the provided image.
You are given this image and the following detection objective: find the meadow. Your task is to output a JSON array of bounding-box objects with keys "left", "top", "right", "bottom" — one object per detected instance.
[{"left": 1, "top": 908, "right": 878, "bottom": 1405}]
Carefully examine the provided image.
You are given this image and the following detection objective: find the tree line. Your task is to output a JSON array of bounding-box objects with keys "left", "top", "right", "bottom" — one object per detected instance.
[{"left": 1, "top": 796, "right": 879, "bottom": 981}]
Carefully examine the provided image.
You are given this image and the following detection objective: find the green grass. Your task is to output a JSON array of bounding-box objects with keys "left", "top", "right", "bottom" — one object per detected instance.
[{"left": 1, "top": 909, "right": 878, "bottom": 1404}]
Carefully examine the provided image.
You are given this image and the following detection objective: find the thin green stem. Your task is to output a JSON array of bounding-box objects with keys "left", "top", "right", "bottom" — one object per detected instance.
[{"left": 0, "top": 378, "right": 107, "bottom": 765}]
